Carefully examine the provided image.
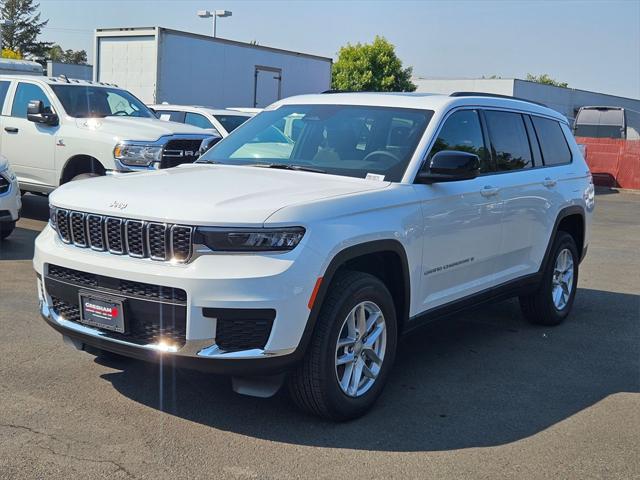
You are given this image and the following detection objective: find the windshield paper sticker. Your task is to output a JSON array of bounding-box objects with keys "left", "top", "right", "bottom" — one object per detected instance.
[{"left": 365, "top": 173, "right": 385, "bottom": 181}]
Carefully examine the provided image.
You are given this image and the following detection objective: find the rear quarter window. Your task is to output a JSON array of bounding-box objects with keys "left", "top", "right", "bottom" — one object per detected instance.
[{"left": 531, "top": 116, "right": 572, "bottom": 166}]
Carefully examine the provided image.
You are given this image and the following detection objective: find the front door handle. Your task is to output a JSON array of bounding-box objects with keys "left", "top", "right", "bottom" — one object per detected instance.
[
  {"left": 543, "top": 177, "right": 557, "bottom": 188},
  {"left": 4, "top": 127, "right": 18, "bottom": 133},
  {"left": 480, "top": 186, "right": 499, "bottom": 197}
]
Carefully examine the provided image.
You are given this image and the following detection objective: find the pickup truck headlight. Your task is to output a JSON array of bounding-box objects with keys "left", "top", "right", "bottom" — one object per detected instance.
[
  {"left": 194, "top": 227, "right": 305, "bottom": 252},
  {"left": 0, "top": 163, "right": 16, "bottom": 182},
  {"left": 114, "top": 143, "right": 163, "bottom": 167}
]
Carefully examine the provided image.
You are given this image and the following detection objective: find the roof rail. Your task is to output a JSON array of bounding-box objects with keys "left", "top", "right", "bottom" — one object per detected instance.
[{"left": 449, "top": 91, "right": 547, "bottom": 108}]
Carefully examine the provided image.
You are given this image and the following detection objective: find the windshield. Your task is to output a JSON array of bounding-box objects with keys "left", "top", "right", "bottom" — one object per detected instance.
[
  {"left": 50, "top": 85, "right": 155, "bottom": 119},
  {"left": 215, "top": 114, "right": 251, "bottom": 133},
  {"left": 199, "top": 105, "right": 433, "bottom": 181}
]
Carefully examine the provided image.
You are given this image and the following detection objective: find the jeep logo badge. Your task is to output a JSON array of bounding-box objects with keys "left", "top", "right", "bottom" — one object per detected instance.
[{"left": 108, "top": 201, "right": 128, "bottom": 210}]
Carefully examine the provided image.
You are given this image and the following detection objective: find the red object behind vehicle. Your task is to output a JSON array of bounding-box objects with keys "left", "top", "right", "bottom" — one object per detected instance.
[{"left": 576, "top": 137, "right": 640, "bottom": 189}]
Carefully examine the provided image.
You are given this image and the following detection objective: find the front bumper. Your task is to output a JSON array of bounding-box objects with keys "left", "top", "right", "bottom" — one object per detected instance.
[
  {"left": 0, "top": 176, "right": 21, "bottom": 222},
  {"left": 34, "top": 226, "right": 323, "bottom": 376}
]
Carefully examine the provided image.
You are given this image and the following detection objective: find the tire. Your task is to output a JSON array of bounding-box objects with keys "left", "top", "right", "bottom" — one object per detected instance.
[
  {"left": 520, "top": 232, "right": 579, "bottom": 326},
  {"left": 288, "top": 270, "right": 398, "bottom": 421},
  {"left": 0, "top": 221, "right": 15, "bottom": 240},
  {"left": 70, "top": 172, "right": 100, "bottom": 182}
]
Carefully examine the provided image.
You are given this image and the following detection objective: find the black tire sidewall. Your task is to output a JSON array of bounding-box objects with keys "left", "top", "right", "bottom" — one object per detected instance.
[{"left": 318, "top": 274, "right": 398, "bottom": 419}]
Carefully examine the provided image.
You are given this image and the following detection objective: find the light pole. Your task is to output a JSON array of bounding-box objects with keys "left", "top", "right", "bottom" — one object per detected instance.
[{"left": 197, "top": 10, "right": 232, "bottom": 38}]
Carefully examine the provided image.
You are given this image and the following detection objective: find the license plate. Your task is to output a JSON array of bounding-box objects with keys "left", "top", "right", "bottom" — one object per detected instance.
[{"left": 78, "top": 292, "right": 126, "bottom": 333}]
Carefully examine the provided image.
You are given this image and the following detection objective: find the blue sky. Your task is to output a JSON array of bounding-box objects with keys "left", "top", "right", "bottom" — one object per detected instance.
[{"left": 37, "top": 0, "right": 640, "bottom": 98}]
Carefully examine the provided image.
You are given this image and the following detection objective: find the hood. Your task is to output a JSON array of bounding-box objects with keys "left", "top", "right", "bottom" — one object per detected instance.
[
  {"left": 74, "top": 117, "right": 211, "bottom": 142},
  {"left": 50, "top": 164, "right": 390, "bottom": 226}
]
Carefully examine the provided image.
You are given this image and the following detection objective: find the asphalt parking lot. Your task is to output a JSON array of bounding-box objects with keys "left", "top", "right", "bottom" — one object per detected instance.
[{"left": 0, "top": 191, "right": 638, "bottom": 480}]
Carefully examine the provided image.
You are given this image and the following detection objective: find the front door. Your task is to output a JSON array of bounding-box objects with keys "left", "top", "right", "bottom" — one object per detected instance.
[
  {"left": 1, "top": 82, "right": 58, "bottom": 189},
  {"left": 416, "top": 109, "right": 503, "bottom": 310}
]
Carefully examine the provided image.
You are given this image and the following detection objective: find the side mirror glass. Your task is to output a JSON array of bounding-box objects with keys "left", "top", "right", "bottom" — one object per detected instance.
[{"left": 415, "top": 150, "right": 480, "bottom": 184}]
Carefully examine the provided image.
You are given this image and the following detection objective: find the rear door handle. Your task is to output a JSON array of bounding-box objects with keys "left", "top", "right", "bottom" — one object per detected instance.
[
  {"left": 4, "top": 127, "right": 18, "bottom": 133},
  {"left": 480, "top": 186, "right": 499, "bottom": 197},
  {"left": 543, "top": 177, "right": 557, "bottom": 188}
]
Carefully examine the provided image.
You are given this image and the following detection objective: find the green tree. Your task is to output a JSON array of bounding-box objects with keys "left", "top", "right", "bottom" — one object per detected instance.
[
  {"left": 0, "top": 0, "right": 50, "bottom": 59},
  {"left": 48, "top": 43, "right": 87, "bottom": 64},
  {"left": 526, "top": 73, "right": 568, "bottom": 88},
  {"left": 332, "top": 36, "right": 416, "bottom": 92}
]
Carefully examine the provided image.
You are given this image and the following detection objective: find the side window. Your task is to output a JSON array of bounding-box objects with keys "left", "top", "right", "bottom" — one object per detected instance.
[
  {"left": 430, "top": 109, "right": 491, "bottom": 172},
  {"left": 12, "top": 83, "right": 53, "bottom": 118},
  {"left": 185, "top": 112, "right": 214, "bottom": 130},
  {"left": 523, "top": 115, "right": 543, "bottom": 166},
  {"left": 531, "top": 116, "right": 572, "bottom": 166},
  {"left": 156, "top": 110, "right": 185, "bottom": 123},
  {"left": 0, "top": 81, "right": 10, "bottom": 113},
  {"left": 484, "top": 111, "right": 532, "bottom": 171}
]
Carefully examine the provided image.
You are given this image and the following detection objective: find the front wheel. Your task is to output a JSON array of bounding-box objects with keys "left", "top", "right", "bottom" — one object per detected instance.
[
  {"left": 520, "top": 232, "right": 579, "bottom": 326},
  {"left": 70, "top": 172, "right": 101, "bottom": 182},
  {"left": 288, "top": 271, "right": 398, "bottom": 421}
]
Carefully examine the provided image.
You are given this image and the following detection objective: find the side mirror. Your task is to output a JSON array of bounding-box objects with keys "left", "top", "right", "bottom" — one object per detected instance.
[
  {"left": 27, "top": 100, "right": 59, "bottom": 126},
  {"left": 415, "top": 150, "right": 480, "bottom": 184}
]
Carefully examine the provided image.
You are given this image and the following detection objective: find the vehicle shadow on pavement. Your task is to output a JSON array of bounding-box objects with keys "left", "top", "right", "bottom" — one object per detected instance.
[
  {"left": 101, "top": 288, "right": 639, "bottom": 452},
  {"left": 0, "top": 227, "right": 40, "bottom": 260}
]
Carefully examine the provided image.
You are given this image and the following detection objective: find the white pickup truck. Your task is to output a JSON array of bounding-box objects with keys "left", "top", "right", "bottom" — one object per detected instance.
[{"left": 0, "top": 75, "right": 216, "bottom": 194}]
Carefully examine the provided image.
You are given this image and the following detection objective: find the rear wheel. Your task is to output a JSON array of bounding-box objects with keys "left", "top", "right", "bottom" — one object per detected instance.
[
  {"left": 288, "top": 271, "right": 398, "bottom": 421},
  {"left": 520, "top": 232, "right": 579, "bottom": 326},
  {"left": 0, "top": 221, "right": 15, "bottom": 240}
]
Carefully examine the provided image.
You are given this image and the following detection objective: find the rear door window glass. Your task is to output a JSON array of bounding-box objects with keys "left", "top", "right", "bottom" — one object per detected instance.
[
  {"left": 185, "top": 112, "right": 214, "bottom": 130},
  {"left": 484, "top": 111, "right": 532, "bottom": 171},
  {"left": 531, "top": 116, "right": 572, "bottom": 166}
]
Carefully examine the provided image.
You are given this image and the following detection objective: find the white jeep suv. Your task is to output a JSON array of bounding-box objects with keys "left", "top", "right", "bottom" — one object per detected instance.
[
  {"left": 34, "top": 92, "right": 595, "bottom": 420},
  {"left": 0, "top": 75, "right": 216, "bottom": 195}
]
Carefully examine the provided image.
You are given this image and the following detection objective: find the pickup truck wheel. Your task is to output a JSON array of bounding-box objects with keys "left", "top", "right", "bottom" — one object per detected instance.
[
  {"left": 520, "top": 232, "right": 579, "bottom": 326},
  {"left": 0, "top": 221, "right": 16, "bottom": 240},
  {"left": 288, "top": 271, "right": 397, "bottom": 421},
  {"left": 70, "top": 172, "right": 100, "bottom": 182}
]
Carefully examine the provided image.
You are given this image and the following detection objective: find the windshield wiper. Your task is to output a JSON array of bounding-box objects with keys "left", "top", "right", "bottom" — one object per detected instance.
[{"left": 249, "top": 163, "right": 326, "bottom": 173}]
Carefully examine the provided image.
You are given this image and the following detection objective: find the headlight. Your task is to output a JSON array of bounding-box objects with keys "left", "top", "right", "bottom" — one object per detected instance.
[
  {"left": 0, "top": 164, "right": 16, "bottom": 182},
  {"left": 194, "top": 227, "right": 305, "bottom": 252},
  {"left": 114, "top": 143, "right": 163, "bottom": 167},
  {"left": 49, "top": 205, "right": 57, "bottom": 231}
]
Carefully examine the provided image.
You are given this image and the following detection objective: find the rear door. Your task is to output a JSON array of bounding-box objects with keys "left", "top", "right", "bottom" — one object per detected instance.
[
  {"left": 416, "top": 108, "right": 504, "bottom": 309},
  {"left": 482, "top": 110, "right": 569, "bottom": 282},
  {"left": 1, "top": 81, "right": 58, "bottom": 188}
]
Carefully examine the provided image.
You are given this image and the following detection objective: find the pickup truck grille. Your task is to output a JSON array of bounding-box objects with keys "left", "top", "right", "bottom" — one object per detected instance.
[
  {"left": 161, "top": 139, "right": 205, "bottom": 169},
  {"left": 52, "top": 208, "right": 193, "bottom": 263}
]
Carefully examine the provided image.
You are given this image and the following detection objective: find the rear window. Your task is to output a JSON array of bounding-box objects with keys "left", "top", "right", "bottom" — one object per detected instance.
[
  {"left": 215, "top": 114, "right": 250, "bottom": 133},
  {"left": 531, "top": 116, "right": 572, "bottom": 166},
  {"left": 156, "top": 110, "right": 185, "bottom": 123},
  {"left": 484, "top": 111, "right": 532, "bottom": 171}
]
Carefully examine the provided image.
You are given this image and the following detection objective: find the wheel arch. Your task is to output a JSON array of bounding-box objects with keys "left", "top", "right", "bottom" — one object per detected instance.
[
  {"left": 60, "top": 155, "right": 106, "bottom": 185},
  {"left": 541, "top": 206, "right": 586, "bottom": 272},
  {"left": 296, "top": 239, "right": 411, "bottom": 358}
]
